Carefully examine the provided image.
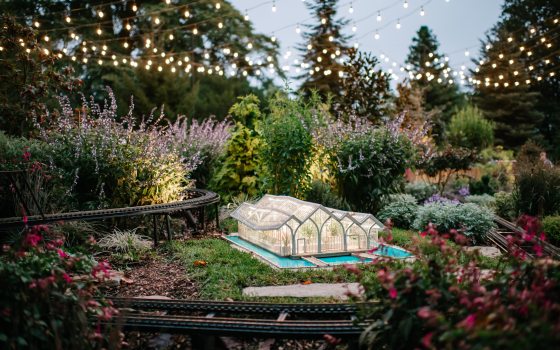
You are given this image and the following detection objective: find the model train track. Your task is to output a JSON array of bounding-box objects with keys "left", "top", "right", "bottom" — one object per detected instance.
[
  {"left": 0, "top": 189, "right": 219, "bottom": 229},
  {"left": 487, "top": 215, "right": 560, "bottom": 259},
  {"left": 105, "top": 297, "right": 367, "bottom": 338}
]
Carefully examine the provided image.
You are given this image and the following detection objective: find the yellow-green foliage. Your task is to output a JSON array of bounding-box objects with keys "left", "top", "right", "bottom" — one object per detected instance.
[{"left": 447, "top": 104, "right": 494, "bottom": 150}]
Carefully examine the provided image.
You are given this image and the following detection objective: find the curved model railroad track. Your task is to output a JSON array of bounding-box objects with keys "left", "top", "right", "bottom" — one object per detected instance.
[
  {"left": 0, "top": 189, "right": 220, "bottom": 243},
  {"left": 486, "top": 215, "right": 560, "bottom": 260},
  {"left": 105, "top": 297, "right": 367, "bottom": 339}
]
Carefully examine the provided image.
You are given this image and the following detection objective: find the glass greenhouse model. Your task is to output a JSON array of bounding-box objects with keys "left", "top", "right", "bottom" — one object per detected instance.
[{"left": 230, "top": 195, "right": 384, "bottom": 257}]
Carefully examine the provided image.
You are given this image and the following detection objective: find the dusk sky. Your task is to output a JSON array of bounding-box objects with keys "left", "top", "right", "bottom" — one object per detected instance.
[{"left": 230, "top": 0, "right": 504, "bottom": 87}]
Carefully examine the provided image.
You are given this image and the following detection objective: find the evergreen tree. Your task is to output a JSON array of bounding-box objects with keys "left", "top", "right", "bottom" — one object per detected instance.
[
  {"left": 473, "top": 0, "right": 559, "bottom": 155},
  {"left": 405, "top": 26, "right": 464, "bottom": 143},
  {"left": 334, "top": 48, "right": 393, "bottom": 123},
  {"left": 472, "top": 29, "right": 543, "bottom": 149},
  {"left": 297, "top": 0, "right": 351, "bottom": 98}
]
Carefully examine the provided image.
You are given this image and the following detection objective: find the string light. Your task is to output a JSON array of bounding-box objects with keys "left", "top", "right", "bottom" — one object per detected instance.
[
  {"left": 65, "top": 16, "right": 71, "bottom": 23},
  {"left": 34, "top": 21, "right": 40, "bottom": 28},
  {"left": 403, "top": 0, "right": 408, "bottom": 9},
  {"left": 396, "top": 19, "right": 401, "bottom": 29},
  {"left": 215, "top": 2, "right": 221, "bottom": 10},
  {"left": 377, "top": 11, "right": 382, "bottom": 22},
  {"left": 374, "top": 31, "right": 380, "bottom": 40},
  {"left": 272, "top": 0, "right": 276, "bottom": 12},
  {"left": 296, "top": 24, "right": 301, "bottom": 34},
  {"left": 420, "top": 7, "right": 425, "bottom": 16},
  {"left": 184, "top": 9, "right": 190, "bottom": 18},
  {"left": 349, "top": 2, "right": 354, "bottom": 14},
  {"left": 132, "top": 3, "right": 138, "bottom": 12},
  {"left": 154, "top": 17, "right": 160, "bottom": 25}
]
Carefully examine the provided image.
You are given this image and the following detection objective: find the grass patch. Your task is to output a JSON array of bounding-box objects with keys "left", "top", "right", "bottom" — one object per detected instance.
[{"left": 169, "top": 238, "right": 356, "bottom": 301}]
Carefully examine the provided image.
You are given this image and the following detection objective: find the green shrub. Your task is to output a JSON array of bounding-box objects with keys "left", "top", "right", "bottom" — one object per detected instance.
[
  {"left": 543, "top": 216, "right": 560, "bottom": 246},
  {"left": 404, "top": 181, "right": 438, "bottom": 202},
  {"left": 261, "top": 94, "right": 314, "bottom": 198},
  {"left": 413, "top": 202, "right": 495, "bottom": 243},
  {"left": 335, "top": 128, "right": 414, "bottom": 213},
  {"left": 447, "top": 104, "right": 494, "bottom": 150},
  {"left": 377, "top": 194, "right": 418, "bottom": 229},
  {"left": 305, "top": 180, "right": 350, "bottom": 210},
  {"left": 464, "top": 194, "right": 496, "bottom": 210},
  {"left": 210, "top": 95, "right": 265, "bottom": 203},
  {"left": 494, "top": 191, "right": 517, "bottom": 220},
  {"left": 0, "top": 226, "right": 119, "bottom": 349},
  {"left": 513, "top": 142, "right": 560, "bottom": 217},
  {"left": 469, "top": 174, "right": 495, "bottom": 195}
]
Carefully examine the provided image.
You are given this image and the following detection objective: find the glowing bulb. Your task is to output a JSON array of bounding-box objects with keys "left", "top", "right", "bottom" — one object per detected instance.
[
  {"left": 328, "top": 35, "right": 334, "bottom": 41},
  {"left": 349, "top": 3, "right": 354, "bottom": 14},
  {"left": 296, "top": 25, "right": 301, "bottom": 34},
  {"left": 125, "top": 22, "right": 131, "bottom": 30},
  {"left": 132, "top": 3, "right": 138, "bottom": 12},
  {"left": 184, "top": 10, "right": 190, "bottom": 18},
  {"left": 98, "top": 10, "right": 104, "bottom": 18},
  {"left": 377, "top": 11, "right": 381, "bottom": 21},
  {"left": 247, "top": 42, "right": 253, "bottom": 49},
  {"left": 420, "top": 7, "right": 425, "bottom": 16},
  {"left": 321, "top": 18, "right": 327, "bottom": 24},
  {"left": 123, "top": 42, "right": 129, "bottom": 48},
  {"left": 165, "top": 0, "right": 171, "bottom": 4},
  {"left": 464, "top": 50, "right": 469, "bottom": 56},
  {"left": 34, "top": 21, "right": 40, "bottom": 28},
  {"left": 403, "top": 1, "right": 408, "bottom": 9},
  {"left": 216, "top": 2, "right": 221, "bottom": 10},
  {"left": 272, "top": 1, "right": 276, "bottom": 12},
  {"left": 271, "top": 35, "right": 276, "bottom": 42},
  {"left": 352, "top": 24, "right": 357, "bottom": 32},
  {"left": 43, "top": 35, "right": 49, "bottom": 42},
  {"left": 507, "top": 37, "right": 513, "bottom": 42},
  {"left": 65, "top": 16, "right": 71, "bottom": 23},
  {"left": 374, "top": 31, "right": 380, "bottom": 40},
  {"left": 96, "top": 28, "right": 102, "bottom": 35},
  {"left": 193, "top": 28, "right": 198, "bottom": 35},
  {"left": 396, "top": 19, "right": 401, "bottom": 29},
  {"left": 244, "top": 11, "right": 249, "bottom": 21},
  {"left": 154, "top": 17, "right": 160, "bottom": 25},
  {"left": 169, "top": 33, "right": 174, "bottom": 40},
  {"left": 218, "top": 22, "right": 223, "bottom": 29}
]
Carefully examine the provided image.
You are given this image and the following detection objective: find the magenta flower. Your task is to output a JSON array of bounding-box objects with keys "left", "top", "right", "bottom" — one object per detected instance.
[
  {"left": 62, "top": 273, "right": 72, "bottom": 283},
  {"left": 57, "top": 249, "right": 69, "bottom": 259},
  {"left": 421, "top": 332, "right": 434, "bottom": 348},
  {"left": 417, "top": 306, "right": 432, "bottom": 319},
  {"left": 25, "top": 233, "right": 41, "bottom": 247},
  {"left": 458, "top": 314, "right": 476, "bottom": 329},
  {"left": 389, "top": 287, "right": 398, "bottom": 299}
]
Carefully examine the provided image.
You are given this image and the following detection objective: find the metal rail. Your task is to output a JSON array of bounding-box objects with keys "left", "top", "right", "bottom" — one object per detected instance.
[
  {"left": 105, "top": 297, "right": 366, "bottom": 339},
  {"left": 109, "top": 297, "right": 361, "bottom": 315},
  {"left": 0, "top": 189, "right": 219, "bottom": 229}
]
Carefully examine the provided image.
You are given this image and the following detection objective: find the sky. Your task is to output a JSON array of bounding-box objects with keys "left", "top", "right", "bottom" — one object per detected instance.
[{"left": 229, "top": 0, "right": 504, "bottom": 87}]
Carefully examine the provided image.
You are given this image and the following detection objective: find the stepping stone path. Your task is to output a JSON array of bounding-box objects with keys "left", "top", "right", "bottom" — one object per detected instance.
[
  {"left": 464, "top": 246, "right": 502, "bottom": 258},
  {"left": 243, "top": 283, "right": 362, "bottom": 300}
]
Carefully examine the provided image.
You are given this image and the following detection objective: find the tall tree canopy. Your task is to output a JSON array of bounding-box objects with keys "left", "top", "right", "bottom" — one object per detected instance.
[
  {"left": 297, "top": 0, "right": 351, "bottom": 99},
  {"left": 405, "top": 26, "right": 464, "bottom": 144},
  {"left": 0, "top": 0, "right": 281, "bottom": 120},
  {"left": 472, "top": 0, "right": 559, "bottom": 155}
]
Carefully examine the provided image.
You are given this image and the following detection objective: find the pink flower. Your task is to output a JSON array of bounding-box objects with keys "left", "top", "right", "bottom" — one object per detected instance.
[
  {"left": 22, "top": 216, "right": 28, "bottom": 225},
  {"left": 92, "top": 260, "right": 111, "bottom": 278},
  {"left": 57, "top": 249, "right": 69, "bottom": 259},
  {"left": 62, "top": 273, "right": 72, "bottom": 283},
  {"left": 22, "top": 150, "right": 31, "bottom": 161},
  {"left": 534, "top": 244, "right": 543, "bottom": 257},
  {"left": 421, "top": 332, "right": 434, "bottom": 348},
  {"left": 25, "top": 233, "right": 41, "bottom": 247},
  {"left": 458, "top": 314, "right": 476, "bottom": 329},
  {"left": 389, "top": 287, "right": 398, "bottom": 299}
]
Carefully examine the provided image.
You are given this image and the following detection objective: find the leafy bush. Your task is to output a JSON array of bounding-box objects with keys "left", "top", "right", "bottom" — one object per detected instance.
[
  {"left": 513, "top": 141, "right": 560, "bottom": 217},
  {"left": 210, "top": 95, "right": 265, "bottom": 203},
  {"left": 261, "top": 94, "right": 314, "bottom": 197},
  {"left": 305, "top": 180, "right": 350, "bottom": 210},
  {"left": 469, "top": 174, "right": 495, "bottom": 195},
  {"left": 334, "top": 128, "right": 414, "bottom": 213},
  {"left": 494, "top": 191, "right": 517, "bottom": 220},
  {"left": 542, "top": 216, "right": 560, "bottom": 246},
  {"left": 413, "top": 202, "right": 495, "bottom": 243},
  {"left": 404, "top": 181, "right": 438, "bottom": 202},
  {"left": 377, "top": 194, "right": 418, "bottom": 229},
  {"left": 447, "top": 104, "right": 494, "bottom": 150},
  {"left": 464, "top": 194, "right": 497, "bottom": 210},
  {"left": 353, "top": 220, "right": 560, "bottom": 349},
  {"left": 0, "top": 226, "right": 119, "bottom": 349}
]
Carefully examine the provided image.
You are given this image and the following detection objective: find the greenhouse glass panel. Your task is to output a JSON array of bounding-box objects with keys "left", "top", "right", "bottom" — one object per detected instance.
[{"left": 230, "top": 195, "right": 384, "bottom": 256}]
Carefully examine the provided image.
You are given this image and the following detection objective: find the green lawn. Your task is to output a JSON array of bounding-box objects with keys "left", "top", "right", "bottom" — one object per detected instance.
[{"left": 168, "top": 238, "right": 356, "bottom": 301}]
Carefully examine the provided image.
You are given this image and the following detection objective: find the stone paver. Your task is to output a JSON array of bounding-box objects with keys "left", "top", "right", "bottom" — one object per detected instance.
[
  {"left": 464, "top": 246, "right": 502, "bottom": 258},
  {"left": 243, "top": 283, "right": 362, "bottom": 300}
]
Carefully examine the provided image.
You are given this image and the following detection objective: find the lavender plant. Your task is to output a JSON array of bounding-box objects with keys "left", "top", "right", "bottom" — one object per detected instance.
[{"left": 37, "top": 88, "right": 200, "bottom": 208}]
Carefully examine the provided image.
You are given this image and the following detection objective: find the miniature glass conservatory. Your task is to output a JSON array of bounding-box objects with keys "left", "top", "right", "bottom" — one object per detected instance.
[{"left": 230, "top": 195, "right": 384, "bottom": 257}]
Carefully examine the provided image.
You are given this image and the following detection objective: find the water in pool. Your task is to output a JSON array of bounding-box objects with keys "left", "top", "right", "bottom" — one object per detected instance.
[
  {"left": 225, "top": 236, "right": 316, "bottom": 268},
  {"left": 373, "top": 245, "right": 413, "bottom": 258},
  {"left": 318, "top": 255, "right": 372, "bottom": 265}
]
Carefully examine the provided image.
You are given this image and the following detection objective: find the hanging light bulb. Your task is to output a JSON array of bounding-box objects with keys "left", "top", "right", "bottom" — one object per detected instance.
[
  {"left": 165, "top": 0, "right": 171, "bottom": 4},
  {"left": 296, "top": 24, "right": 301, "bottom": 33},
  {"left": 321, "top": 17, "right": 327, "bottom": 24},
  {"left": 184, "top": 9, "right": 190, "bottom": 17},
  {"left": 98, "top": 10, "right": 104, "bottom": 18},
  {"left": 96, "top": 27, "right": 102, "bottom": 35},
  {"left": 154, "top": 17, "right": 160, "bottom": 25},
  {"left": 349, "top": 2, "right": 354, "bottom": 14},
  {"left": 374, "top": 31, "right": 380, "bottom": 40},
  {"left": 125, "top": 22, "right": 132, "bottom": 31},
  {"left": 169, "top": 33, "right": 174, "bottom": 40},
  {"left": 218, "top": 22, "right": 223, "bottom": 29},
  {"left": 244, "top": 11, "right": 249, "bottom": 21},
  {"left": 396, "top": 19, "right": 401, "bottom": 29},
  {"left": 271, "top": 34, "right": 276, "bottom": 42},
  {"left": 272, "top": 0, "right": 276, "bottom": 12},
  {"left": 403, "top": 0, "right": 408, "bottom": 9},
  {"left": 65, "top": 15, "right": 71, "bottom": 23},
  {"left": 352, "top": 23, "right": 357, "bottom": 32},
  {"left": 420, "top": 6, "right": 425, "bottom": 16},
  {"left": 193, "top": 27, "right": 198, "bottom": 35},
  {"left": 377, "top": 11, "right": 382, "bottom": 21},
  {"left": 43, "top": 35, "right": 49, "bottom": 42},
  {"left": 215, "top": 2, "right": 221, "bottom": 10},
  {"left": 123, "top": 41, "right": 129, "bottom": 48},
  {"left": 34, "top": 20, "right": 40, "bottom": 28},
  {"left": 464, "top": 49, "right": 470, "bottom": 56},
  {"left": 132, "top": 2, "right": 138, "bottom": 12}
]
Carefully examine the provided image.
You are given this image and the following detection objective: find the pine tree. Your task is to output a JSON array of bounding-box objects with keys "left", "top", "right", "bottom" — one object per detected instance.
[
  {"left": 297, "top": 0, "right": 352, "bottom": 98},
  {"left": 472, "top": 29, "right": 543, "bottom": 149},
  {"left": 473, "top": 0, "right": 559, "bottom": 155},
  {"left": 405, "top": 26, "right": 464, "bottom": 143},
  {"left": 334, "top": 48, "right": 393, "bottom": 123}
]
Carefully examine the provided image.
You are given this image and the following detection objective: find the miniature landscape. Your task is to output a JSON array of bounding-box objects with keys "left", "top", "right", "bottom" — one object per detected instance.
[{"left": 1, "top": 0, "right": 559, "bottom": 349}]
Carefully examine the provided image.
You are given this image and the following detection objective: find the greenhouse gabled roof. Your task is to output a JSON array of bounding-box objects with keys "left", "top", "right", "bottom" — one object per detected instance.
[{"left": 230, "top": 195, "right": 384, "bottom": 231}]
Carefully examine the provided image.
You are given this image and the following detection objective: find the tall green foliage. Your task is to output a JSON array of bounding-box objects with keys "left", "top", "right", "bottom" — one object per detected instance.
[
  {"left": 210, "top": 95, "right": 264, "bottom": 202},
  {"left": 335, "top": 128, "right": 414, "bottom": 213},
  {"left": 261, "top": 94, "right": 315, "bottom": 198},
  {"left": 447, "top": 104, "right": 494, "bottom": 150}
]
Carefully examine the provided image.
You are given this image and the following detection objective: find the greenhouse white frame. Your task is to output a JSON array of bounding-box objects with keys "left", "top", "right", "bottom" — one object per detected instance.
[{"left": 230, "top": 195, "right": 384, "bottom": 257}]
